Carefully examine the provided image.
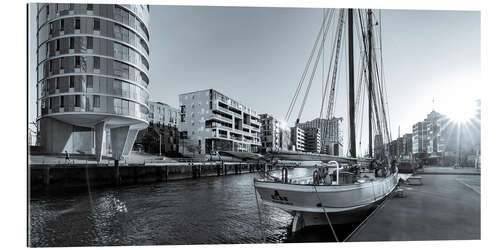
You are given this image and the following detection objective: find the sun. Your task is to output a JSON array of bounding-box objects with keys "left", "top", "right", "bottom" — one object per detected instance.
[{"left": 440, "top": 98, "right": 477, "bottom": 124}]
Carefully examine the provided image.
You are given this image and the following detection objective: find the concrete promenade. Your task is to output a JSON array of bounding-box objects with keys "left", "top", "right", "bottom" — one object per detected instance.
[{"left": 348, "top": 167, "right": 480, "bottom": 241}]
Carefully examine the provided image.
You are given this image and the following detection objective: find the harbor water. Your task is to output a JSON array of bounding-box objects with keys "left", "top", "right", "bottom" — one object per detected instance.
[{"left": 29, "top": 170, "right": 364, "bottom": 247}]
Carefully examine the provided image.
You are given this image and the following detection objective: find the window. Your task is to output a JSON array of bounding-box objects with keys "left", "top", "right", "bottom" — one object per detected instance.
[
  {"left": 87, "top": 4, "right": 93, "bottom": 10},
  {"left": 94, "top": 57, "right": 100, "bottom": 69},
  {"left": 70, "top": 76, "right": 74, "bottom": 88},
  {"left": 50, "top": 22, "right": 54, "bottom": 34},
  {"left": 60, "top": 19, "right": 64, "bottom": 31},
  {"left": 75, "top": 18, "right": 80, "bottom": 30},
  {"left": 86, "top": 75, "right": 93, "bottom": 88},
  {"left": 55, "top": 78, "right": 59, "bottom": 89},
  {"left": 87, "top": 37, "right": 93, "bottom": 49},
  {"left": 75, "top": 56, "right": 80, "bottom": 68},
  {"left": 56, "top": 39, "right": 60, "bottom": 51},
  {"left": 94, "top": 19, "right": 100, "bottom": 31},
  {"left": 46, "top": 5, "right": 49, "bottom": 16},
  {"left": 69, "top": 37, "right": 74, "bottom": 49},
  {"left": 60, "top": 96, "right": 64, "bottom": 108},
  {"left": 49, "top": 98, "right": 52, "bottom": 109},
  {"left": 75, "top": 95, "right": 80, "bottom": 107},
  {"left": 60, "top": 58, "right": 64, "bottom": 70},
  {"left": 93, "top": 95, "right": 100, "bottom": 107}
]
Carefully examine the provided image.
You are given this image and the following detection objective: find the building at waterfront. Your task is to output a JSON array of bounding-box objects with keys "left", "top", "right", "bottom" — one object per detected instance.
[
  {"left": 412, "top": 121, "right": 427, "bottom": 158},
  {"left": 303, "top": 127, "right": 322, "bottom": 153},
  {"left": 148, "top": 101, "right": 180, "bottom": 127},
  {"left": 36, "top": 3, "right": 151, "bottom": 161},
  {"left": 178, "top": 89, "right": 261, "bottom": 155},
  {"left": 412, "top": 111, "right": 451, "bottom": 163},
  {"left": 135, "top": 123, "right": 181, "bottom": 157},
  {"left": 297, "top": 118, "right": 343, "bottom": 156},
  {"left": 290, "top": 126, "right": 305, "bottom": 152},
  {"left": 259, "top": 113, "right": 291, "bottom": 152}
]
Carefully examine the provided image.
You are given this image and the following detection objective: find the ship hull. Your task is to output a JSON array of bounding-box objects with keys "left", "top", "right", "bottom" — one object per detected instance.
[{"left": 254, "top": 171, "right": 398, "bottom": 232}]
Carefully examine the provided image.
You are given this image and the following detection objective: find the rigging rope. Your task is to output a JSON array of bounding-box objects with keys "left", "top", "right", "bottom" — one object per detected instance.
[
  {"left": 297, "top": 10, "right": 336, "bottom": 122},
  {"left": 285, "top": 9, "right": 334, "bottom": 122}
]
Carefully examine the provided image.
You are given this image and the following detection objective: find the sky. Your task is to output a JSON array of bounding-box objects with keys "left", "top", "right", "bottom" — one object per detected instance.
[{"left": 28, "top": 4, "right": 480, "bottom": 155}]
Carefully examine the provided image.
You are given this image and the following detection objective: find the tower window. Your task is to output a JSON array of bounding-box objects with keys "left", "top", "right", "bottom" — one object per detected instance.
[
  {"left": 70, "top": 76, "right": 74, "bottom": 88},
  {"left": 69, "top": 37, "right": 74, "bottom": 49},
  {"left": 94, "top": 57, "right": 100, "bottom": 69},
  {"left": 75, "top": 18, "right": 80, "bottom": 30},
  {"left": 60, "top": 96, "right": 64, "bottom": 108},
  {"left": 75, "top": 95, "right": 81, "bottom": 107},
  {"left": 87, "top": 4, "right": 93, "bottom": 10},
  {"left": 94, "top": 19, "right": 100, "bottom": 31},
  {"left": 93, "top": 95, "right": 100, "bottom": 108},
  {"left": 86, "top": 75, "right": 93, "bottom": 88},
  {"left": 60, "top": 19, "right": 64, "bottom": 31},
  {"left": 56, "top": 39, "right": 60, "bottom": 51},
  {"left": 75, "top": 56, "right": 80, "bottom": 68},
  {"left": 87, "top": 37, "right": 93, "bottom": 49}
]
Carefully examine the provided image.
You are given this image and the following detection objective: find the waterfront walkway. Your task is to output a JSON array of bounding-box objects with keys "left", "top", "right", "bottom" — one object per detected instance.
[
  {"left": 348, "top": 168, "right": 480, "bottom": 241},
  {"left": 418, "top": 166, "right": 481, "bottom": 175}
]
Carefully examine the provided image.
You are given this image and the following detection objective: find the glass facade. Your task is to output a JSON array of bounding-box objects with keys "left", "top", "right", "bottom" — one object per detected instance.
[{"left": 37, "top": 3, "right": 150, "bottom": 122}]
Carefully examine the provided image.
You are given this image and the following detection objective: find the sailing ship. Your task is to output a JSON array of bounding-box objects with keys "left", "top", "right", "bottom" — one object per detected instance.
[{"left": 254, "top": 9, "right": 399, "bottom": 235}]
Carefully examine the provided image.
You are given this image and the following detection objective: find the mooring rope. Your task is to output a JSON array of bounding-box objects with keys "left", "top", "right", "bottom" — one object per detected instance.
[
  {"left": 253, "top": 179, "right": 266, "bottom": 243},
  {"left": 312, "top": 184, "right": 339, "bottom": 242}
]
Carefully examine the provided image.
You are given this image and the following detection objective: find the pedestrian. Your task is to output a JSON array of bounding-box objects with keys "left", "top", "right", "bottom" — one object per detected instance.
[{"left": 65, "top": 150, "right": 70, "bottom": 164}]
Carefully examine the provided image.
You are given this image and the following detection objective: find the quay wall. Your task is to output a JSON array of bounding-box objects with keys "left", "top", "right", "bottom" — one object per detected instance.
[{"left": 29, "top": 162, "right": 267, "bottom": 192}]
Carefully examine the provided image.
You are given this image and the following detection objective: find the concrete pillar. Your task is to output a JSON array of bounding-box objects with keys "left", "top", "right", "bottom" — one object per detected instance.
[
  {"left": 110, "top": 126, "right": 139, "bottom": 161},
  {"left": 95, "top": 121, "right": 106, "bottom": 162}
]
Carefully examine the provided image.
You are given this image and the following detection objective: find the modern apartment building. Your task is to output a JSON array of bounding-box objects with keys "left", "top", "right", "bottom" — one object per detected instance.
[
  {"left": 148, "top": 101, "right": 180, "bottom": 127},
  {"left": 297, "top": 117, "right": 343, "bottom": 155},
  {"left": 303, "top": 127, "right": 321, "bottom": 153},
  {"left": 412, "top": 121, "right": 427, "bottom": 157},
  {"left": 36, "top": 3, "right": 151, "bottom": 161},
  {"left": 178, "top": 89, "right": 261, "bottom": 154},
  {"left": 259, "top": 113, "right": 290, "bottom": 151},
  {"left": 290, "top": 126, "right": 305, "bottom": 152}
]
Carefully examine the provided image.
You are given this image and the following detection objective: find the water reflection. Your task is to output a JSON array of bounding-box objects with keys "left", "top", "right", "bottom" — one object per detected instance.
[{"left": 30, "top": 170, "right": 360, "bottom": 247}]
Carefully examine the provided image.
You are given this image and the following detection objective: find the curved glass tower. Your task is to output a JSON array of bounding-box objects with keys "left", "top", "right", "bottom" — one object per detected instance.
[{"left": 36, "top": 3, "right": 150, "bottom": 160}]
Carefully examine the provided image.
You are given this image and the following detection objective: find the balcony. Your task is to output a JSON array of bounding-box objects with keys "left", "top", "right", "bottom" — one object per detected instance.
[{"left": 211, "top": 113, "right": 233, "bottom": 124}]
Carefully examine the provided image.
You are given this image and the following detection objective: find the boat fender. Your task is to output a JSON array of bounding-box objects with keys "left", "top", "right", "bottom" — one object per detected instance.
[{"left": 281, "top": 167, "right": 288, "bottom": 183}]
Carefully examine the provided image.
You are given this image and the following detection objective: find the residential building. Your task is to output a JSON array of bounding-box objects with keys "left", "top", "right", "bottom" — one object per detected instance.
[
  {"left": 412, "top": 122, "right": 427, "bottom": 158},
  {"left": 297, "top": 117, "right": 343, "bottom": 156},
  {"left": 290, "top": 126, "right": 305, "bottom": 152},
  {"left": 178, "top": 89, "right": 261, "bottom": 155},
  {"left": 135, "top": 123, "right": 181, "bottom": 157},
  {"left": 36, "top": 3, "right": 151, "bottom": 161},
  {"left": 303, "top": 127, "right": 322, "bottom": 153},
  {"left": 259, "top": 113, "right": 291, "bottom": 151},
  {"left": 148, "top": 101, "right": 180, "bottom": 127},
  {"left": 402, "top": 133, "right": 413, "bottom": 157}
]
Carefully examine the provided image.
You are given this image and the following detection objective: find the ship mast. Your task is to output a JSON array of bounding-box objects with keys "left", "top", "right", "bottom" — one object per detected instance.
[
  {"left": 348, "top": 9, "right": 356, "bottom": 158},
  {"left": 367, "top": 9, "right": 374, "bottom": 158}
]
